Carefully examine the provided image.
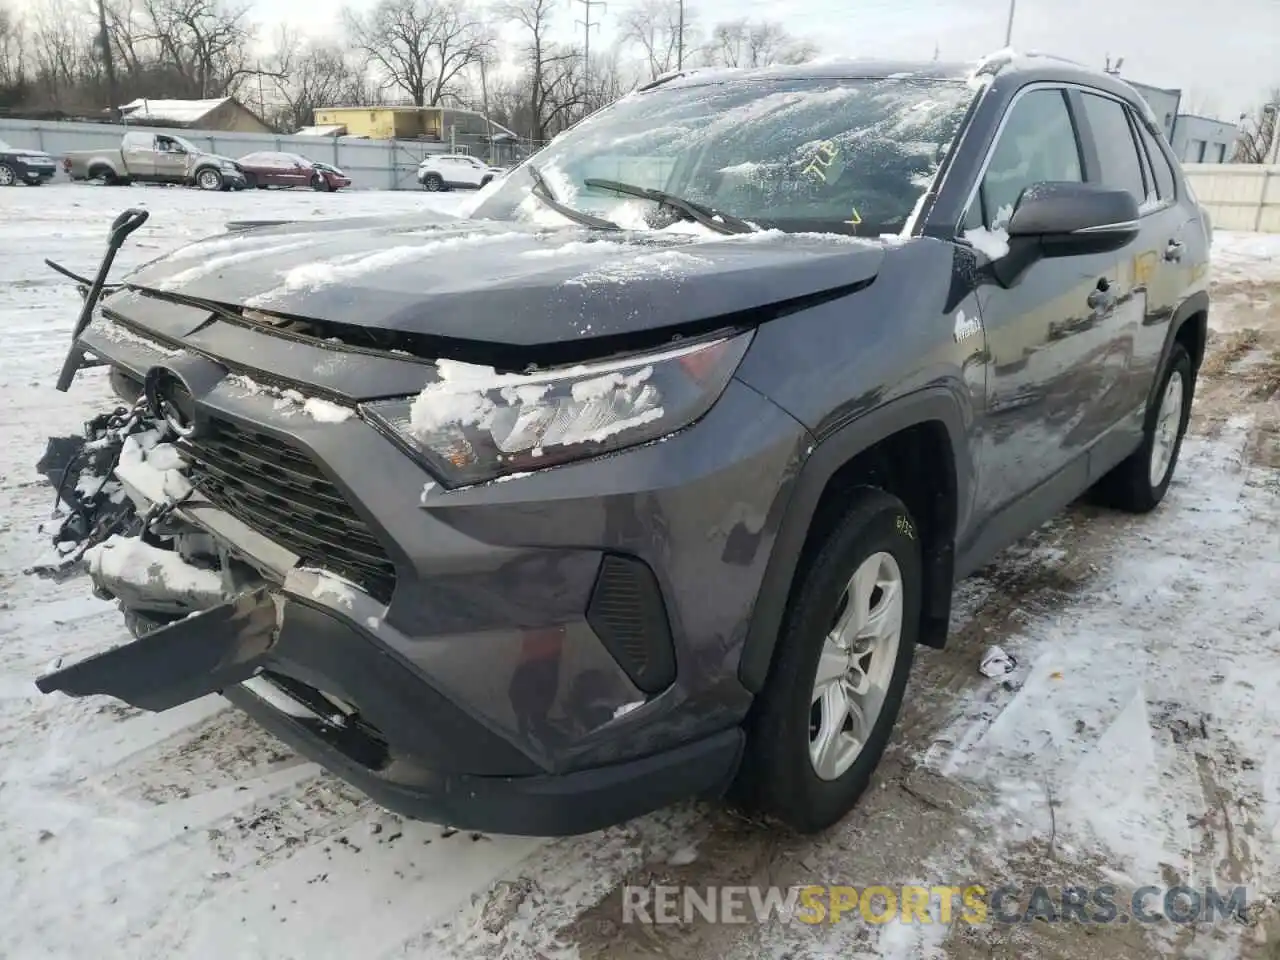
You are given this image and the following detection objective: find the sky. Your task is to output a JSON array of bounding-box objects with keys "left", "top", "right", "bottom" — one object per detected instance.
[{"left": 236, "top": 0, "right": 1280, "bottom": 119}]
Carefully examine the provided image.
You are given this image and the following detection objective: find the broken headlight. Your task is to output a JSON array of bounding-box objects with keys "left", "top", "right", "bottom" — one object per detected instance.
[{"left": 362, "top": 331, "right": 753, "bottom": 486}]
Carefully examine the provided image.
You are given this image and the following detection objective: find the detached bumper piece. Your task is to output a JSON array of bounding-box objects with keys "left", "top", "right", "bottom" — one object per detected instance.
[
  {"left": 36, "top": 589, "right": 277, "bottom": 711},
  {"left": 37, "top": 586, "right": 741, "bottom": 835}
]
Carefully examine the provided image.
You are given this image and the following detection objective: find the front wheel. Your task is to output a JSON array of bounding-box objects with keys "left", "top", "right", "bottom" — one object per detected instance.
[
  {"left": 732, "top": 489, "right": 920, "bottom": 832},
  {"left": 195, "top": 168, "right": 223, "bottom": 191},
  {"left": 1092, "top": 342, "right": 1193, "bottom": 512},
  {"left": 311, "top": 173, "right": 328, "bottom": 191}
]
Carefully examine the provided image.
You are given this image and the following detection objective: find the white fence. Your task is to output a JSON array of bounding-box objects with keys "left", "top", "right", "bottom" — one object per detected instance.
[
  {"left": 1184, "top": 163, "right": 1280, "bottom": 233},
  {"left": 0, "top": 117, "right": 473, "bottom": 191}
]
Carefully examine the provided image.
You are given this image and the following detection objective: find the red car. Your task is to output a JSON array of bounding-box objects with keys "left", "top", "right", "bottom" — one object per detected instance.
[{"left": 237, "top": 152, "right": 351, "bottom": 191}]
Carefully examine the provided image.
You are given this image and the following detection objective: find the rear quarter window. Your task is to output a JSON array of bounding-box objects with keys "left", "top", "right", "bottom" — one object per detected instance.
[{"left": 1135, "top": 120, "right": 1177, "bottom": 201}]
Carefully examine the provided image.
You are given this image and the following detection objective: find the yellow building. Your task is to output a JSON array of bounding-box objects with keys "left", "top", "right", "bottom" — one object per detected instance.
[{"left": 313, "top": 106, "right": 443, "bottom": 140}]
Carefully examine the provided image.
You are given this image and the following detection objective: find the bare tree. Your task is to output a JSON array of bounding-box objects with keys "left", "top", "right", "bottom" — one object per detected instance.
[
  {"left": 700, "top": 18, "right": 816, "bottom": 69},
  {"left": 0, "top": 4, "right": 27, "bottom": 92},
  {"left": 267, "top": 26, "right": 371, "bottom": 128},
  {"left": 345, "top": 0, "right": 490, "bottom": 106},
  {"left": 502, "top": 0, "right": 583, "bottom": 141},
  {"left": 1233, "top": 92, "right": 1279, "bottom": 163},
  {"left": 29, "top": 0, "right": 95, "bottom": 107},
  {"left": 619, "top": 0, "right": 685, "bottom": 80},
  {"left": 138, "top": 0, "right": 256, "bottom": 98}
]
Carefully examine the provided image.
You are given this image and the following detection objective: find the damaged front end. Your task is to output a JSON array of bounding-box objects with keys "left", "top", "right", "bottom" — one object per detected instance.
[
  {"left": 34, "top": 403, "right": 280, "bottom": 709},
  {"left": 35, "top": 207, "right": 285, "bottom": 710}
]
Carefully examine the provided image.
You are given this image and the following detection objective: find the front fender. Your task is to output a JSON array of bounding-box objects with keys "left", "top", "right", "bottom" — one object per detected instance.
[{"left": 738, "top": 386, "right": 972, "bottom": 692}]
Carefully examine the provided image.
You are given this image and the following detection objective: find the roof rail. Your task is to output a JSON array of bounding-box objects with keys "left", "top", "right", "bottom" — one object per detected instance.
[
  {"left": 637, "top": 71, "right": 689, "bottom": 92},
  {"left": 969, "top": 47, "right": 1087, "bottom": 81}
]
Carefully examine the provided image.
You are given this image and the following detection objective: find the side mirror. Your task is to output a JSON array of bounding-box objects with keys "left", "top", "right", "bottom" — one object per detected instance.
[
  {"left": 982, "top": 182, "right": 1140, "bottom": 288},
  {"left": 1006, "top": 181, "right": 1140, "bottom": 257}
]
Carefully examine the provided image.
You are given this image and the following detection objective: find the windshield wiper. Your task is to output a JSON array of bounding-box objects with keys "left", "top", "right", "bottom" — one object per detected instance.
[
  {"left": 527, "top": 165, "right": 620, "bottom": 231},
  {"left": 582, "top": 178, "right": 756, "bottom": 235}
]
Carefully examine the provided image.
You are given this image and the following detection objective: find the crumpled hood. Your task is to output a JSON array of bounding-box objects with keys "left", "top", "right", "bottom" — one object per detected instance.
[
  {"left": 8, "top": 148, "right": 55, "bottom": 161},
  {"left": 121, "top": 213, "right": 888, "bottom": 348}
]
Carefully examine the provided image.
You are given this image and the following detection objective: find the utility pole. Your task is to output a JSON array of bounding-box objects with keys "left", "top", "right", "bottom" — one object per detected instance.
[
  {"left": 676, "top": 0, "right": 685, "bottom": 70},
  {"left": 256, "top": 61, "right": 266, "bottom": 122},
  {"left": 575, "top": 0, "right": 605, "bottom": 121},
  {"left": 1003, "top": 0, "right": 1016, "bottom": 46},
  {"left": 97, "top": 0, "right": 118, "bottom": 120},
  {"left": 478, "top": 56, "right": 494, "bottom": 165}
]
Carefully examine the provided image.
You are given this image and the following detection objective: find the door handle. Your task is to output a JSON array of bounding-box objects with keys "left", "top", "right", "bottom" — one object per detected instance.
[
  {"left": 1088, "top": 277, "right": 1114, "bottom": 311},
  {"left": 1164, "top": 240, "right": 1184, "bottom": 262}
]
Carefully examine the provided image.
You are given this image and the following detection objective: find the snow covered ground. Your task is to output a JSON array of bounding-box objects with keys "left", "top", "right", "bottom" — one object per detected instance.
[{"left": 1, "top": 184, "right": 1278, "bottom": 960}]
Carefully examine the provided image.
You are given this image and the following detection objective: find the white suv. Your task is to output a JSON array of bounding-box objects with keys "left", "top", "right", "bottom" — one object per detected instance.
[{"left": 417, "top": 154, "right": 504, "bottom": 192}]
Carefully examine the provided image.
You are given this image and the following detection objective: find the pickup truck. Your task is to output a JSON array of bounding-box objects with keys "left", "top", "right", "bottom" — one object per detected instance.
[{"left": 64, "top": 131, "right": 247, "bottom": 190}]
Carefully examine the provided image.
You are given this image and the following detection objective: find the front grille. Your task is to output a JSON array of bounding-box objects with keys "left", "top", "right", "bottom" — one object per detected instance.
[{"left": 181, "top": 417, "right": 397, "bottom": 602}]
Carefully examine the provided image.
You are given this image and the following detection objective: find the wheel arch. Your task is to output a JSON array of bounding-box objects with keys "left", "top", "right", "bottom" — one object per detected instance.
[
  {"left": 739, "top": 389, "right": 970, "bottom": 693},
  {"left": 1152, "top": 291, "right": 1210, "bottom": 410}
]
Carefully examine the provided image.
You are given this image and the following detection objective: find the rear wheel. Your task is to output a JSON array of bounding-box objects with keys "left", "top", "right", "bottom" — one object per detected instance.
[
  {"left": 0, "top": 163, "right": 15, "bottom": 186},
  {"left": 1093, "top": 342, "right": 1193, "bottom": 512},
  {"left": 195, "top": 167, "right": 223, "bottom": 191},
  {"left": 422, "top": 173, "right": 444, "bottom": 192},
  {"left": 88, "top": 164, "right": 127, "bottom": 185},
  {"left": 732, "top": 488, "right": 920, "bottom": 832}
]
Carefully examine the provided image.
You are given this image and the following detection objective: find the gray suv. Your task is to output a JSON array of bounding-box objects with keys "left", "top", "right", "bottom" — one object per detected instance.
[{"left": 37, "top": 52, "right": 1210, "bottom": 836}]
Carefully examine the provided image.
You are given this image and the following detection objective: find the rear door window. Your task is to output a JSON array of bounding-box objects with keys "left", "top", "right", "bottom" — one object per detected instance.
[{"left": 1078, "top": 93, "right": 1148, "bottom": 203}]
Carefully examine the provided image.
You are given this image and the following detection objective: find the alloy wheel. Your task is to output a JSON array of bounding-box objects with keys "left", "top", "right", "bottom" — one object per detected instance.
[
  {"left": 1149, "top": 370, "right": 1184, "bottom": 487},
  {"left": 808, "top": 551, "right": 904, "bottom": 781}
]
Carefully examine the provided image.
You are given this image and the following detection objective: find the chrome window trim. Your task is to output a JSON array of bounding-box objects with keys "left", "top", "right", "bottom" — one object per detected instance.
[{"left": 1072, "top": 219, "right": 1140, "bottom": 234}]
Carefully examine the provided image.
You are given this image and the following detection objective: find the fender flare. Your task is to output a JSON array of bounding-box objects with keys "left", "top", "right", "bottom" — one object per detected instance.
[
  {"left": 1149, "top": 290, "right": 1210, "bottom": 409},
  {"left": 738, "top": 387, "right": 973, "bottom": 693}
]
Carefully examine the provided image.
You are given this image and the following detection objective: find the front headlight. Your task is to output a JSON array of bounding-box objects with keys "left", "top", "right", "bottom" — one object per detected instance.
[
  {"left": 362, "top": 331, "right": 753, "bottom": 486},
  {"left": 221, "top": 160, "right": 237, "bottom": 171}
]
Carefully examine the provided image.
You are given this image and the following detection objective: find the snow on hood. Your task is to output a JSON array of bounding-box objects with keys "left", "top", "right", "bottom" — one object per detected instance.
[{"left": 118, "top": 215, "right": 890, "bottom": 349}]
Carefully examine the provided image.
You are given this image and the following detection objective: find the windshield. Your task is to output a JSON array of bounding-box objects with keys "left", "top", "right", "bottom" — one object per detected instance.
[
  {"left": 0, "top": 139, "right": 13, "bottom": 151},
  {"left": 472, "top": 77, "right": 974, "bottom": 236},
  {"left": 172, "top": 135, "right": 199, "bottom": 154}
]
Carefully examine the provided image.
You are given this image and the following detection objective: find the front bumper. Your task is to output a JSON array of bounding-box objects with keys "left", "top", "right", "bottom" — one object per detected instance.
[
  {"left": 42, "top": 301, "right": 810, "bottom": 832},
  {"left": 17, "top": 160, "right": 56, "bottom": 182}
]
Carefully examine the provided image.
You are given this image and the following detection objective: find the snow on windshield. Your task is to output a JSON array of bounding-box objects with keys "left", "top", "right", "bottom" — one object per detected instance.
[{"left": 473, "top": 77, "right": 974, "bottom": 237}]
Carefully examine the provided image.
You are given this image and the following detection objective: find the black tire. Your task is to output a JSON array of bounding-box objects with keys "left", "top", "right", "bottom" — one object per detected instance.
[
  {"left": 0, "top": 162, "right": 17, "bottom": 186},
  {"left": 87, "top": 164, "right": 120, "bottom": 185},
  {"left": 256, "top": 184, "right": 269, "bottom": 189},
  {"left": 422, "top": 173, "right": 444, "bottom": 192},
  {"left": 311, "top": 173, "right": 330, "bottom": 192},
  {"left": 195, "top": 167, "right": 223, "bottom": 191},
  {"left": 1092, "top": 342, "right": 1193, "bottom": 513},
  {"left": 732, "top": 488, "right": 921, "bottom": 833}
]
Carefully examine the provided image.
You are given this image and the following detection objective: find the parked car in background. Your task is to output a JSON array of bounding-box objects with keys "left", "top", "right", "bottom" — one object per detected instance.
[
  {"left": 0, "top": 139, "right": 57, "bottom": 186},
  {"left": 417, "top": 153, "right": 504, "bottom": 191},
  {"left": 238, "top": 152, "right": 351, "bottom": 191},
  {"left": 309, "top": 160, "right": 352, "bottom": 191},
  {"left": 64, "top": 132, "right": 247, "bottom": 190}
]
